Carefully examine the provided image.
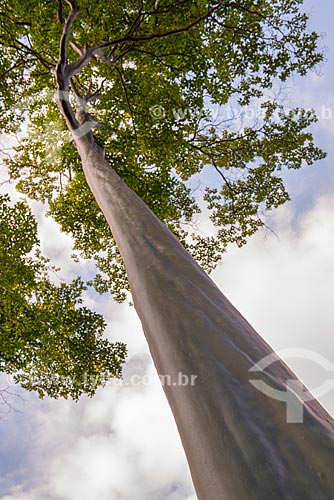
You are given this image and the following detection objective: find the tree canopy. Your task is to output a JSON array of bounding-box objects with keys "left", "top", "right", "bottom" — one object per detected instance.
[
  {"left": 0, "top": 0, "right": 325, "bottom": 396},
  {"left": 0, "top": 194, "right": 126, "bottom": 399}
]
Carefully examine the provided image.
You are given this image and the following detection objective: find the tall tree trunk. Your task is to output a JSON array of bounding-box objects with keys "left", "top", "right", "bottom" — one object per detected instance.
[{"left": 76, "top": 138, "right": 334, "bottom": 500}]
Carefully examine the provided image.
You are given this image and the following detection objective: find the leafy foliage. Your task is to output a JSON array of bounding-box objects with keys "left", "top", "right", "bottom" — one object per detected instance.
[
  {"left": 0, "top": 1, "right": 326, "bottom": 295},
  {"left": 0, "top": 194, "right": 126, "bottom": 399}
]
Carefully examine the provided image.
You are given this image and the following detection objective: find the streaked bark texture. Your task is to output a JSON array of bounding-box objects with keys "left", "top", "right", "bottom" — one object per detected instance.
[{"left": 75, "top": 137, "right": 334, "bottom": 500}]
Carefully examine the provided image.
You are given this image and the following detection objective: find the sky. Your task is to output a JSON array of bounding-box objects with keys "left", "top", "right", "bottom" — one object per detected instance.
[{"left": 0, "top": 1, "right": 334, "bottom": 499}]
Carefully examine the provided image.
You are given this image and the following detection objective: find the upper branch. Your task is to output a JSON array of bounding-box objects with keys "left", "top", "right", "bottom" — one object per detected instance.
[
  {"left": 53, "top": 0, "right": 221, "bottom": 137},
  {"left": 54, "top": 1, "right": 82, "bottom": 131},
  {"left": 96, "top": 3, "right": 221, "bottom": 51},
  {"left": 58, "top": 0, "right": 81, "bottom": 69},
  {"left": 57, "top": 0, "right": 64, "bottom": 24},
  {"left": 56, "top": 2, "right": 222, "bottom": 82}
]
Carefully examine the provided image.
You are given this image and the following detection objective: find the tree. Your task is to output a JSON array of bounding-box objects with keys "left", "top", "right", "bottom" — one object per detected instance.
[{"left": 1, "top": 1, "right": 333, "bottom": 498}]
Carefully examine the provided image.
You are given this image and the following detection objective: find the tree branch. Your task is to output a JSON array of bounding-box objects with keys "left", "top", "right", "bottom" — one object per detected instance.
[
  {"left": 57, "top": 0, "right": 64, "bottom": 24},
  {"left": 53, "top": 1, "right": 222, "bottom": 140},
  {"left": 58, "top": 0, "right": 81, "bottom": 68},
  {"left": 96, "top": 4, "right": 221, "bottom": 51},
  {"left": 0, "top": 23, "right": 53, "bottom": 68},
  {"left": 114, "top": 64, "right": 138, "bottom": 142},
  {"left": 0, "top": 11, "right": 31, "bottom": 26},
  {"left": 54, "top": 1, "right": 81, "bottom": 131},
  {"left": 55, "top": 2, "right": 223, "bottom": 85},
  {"left": 131, "top": 47, "right": 183, "bottom": 73}
]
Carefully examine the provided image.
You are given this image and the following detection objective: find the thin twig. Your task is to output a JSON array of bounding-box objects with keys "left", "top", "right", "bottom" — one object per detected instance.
[{"left": 114, "top": 65, "right": 138, "bottom": 142}]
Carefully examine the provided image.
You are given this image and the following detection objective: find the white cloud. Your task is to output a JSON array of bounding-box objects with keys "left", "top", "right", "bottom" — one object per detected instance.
[
  {"left": 1, "top": 488, "right": 37, "bottom": 500},
  {"left": 212, "top": 195, "right": 334, "bottom": 416}
]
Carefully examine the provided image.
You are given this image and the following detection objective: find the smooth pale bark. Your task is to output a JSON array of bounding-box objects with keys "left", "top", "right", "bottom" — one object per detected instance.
[{"left": 76, "top": 138, "right": 334, "bottom": 500}]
